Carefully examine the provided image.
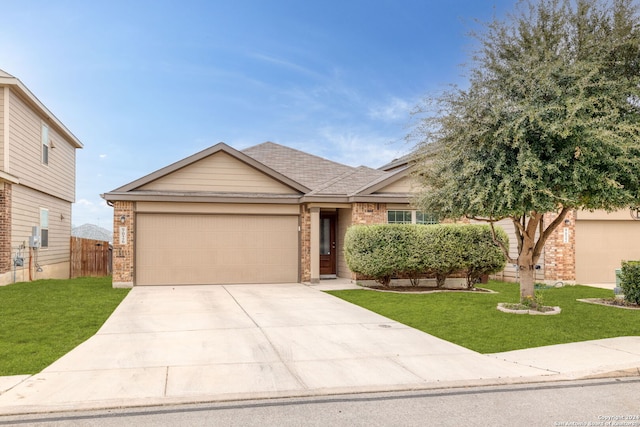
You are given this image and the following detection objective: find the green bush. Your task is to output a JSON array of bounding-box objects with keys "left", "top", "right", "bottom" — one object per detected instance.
[
  {"left": 344, "top": 223, "right": 508, "bottom": 288},
  {"left": 343, "top": 225, "right": 415, "bottom": 286},
  {"left": 619, "top": 260, "right": 640, "bottom": 304},
  {"left": 460, "top": 225, "right": 508, "bottom": 288},
  {"left": 418, "top": 225, "right": 463, "bottom": 287}
]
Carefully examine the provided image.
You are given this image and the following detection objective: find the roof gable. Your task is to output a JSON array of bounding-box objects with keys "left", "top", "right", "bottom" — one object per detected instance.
[
  {"left": 0, "top": 69, "right": 83, "bottom": 149},
  {"left": 353, "top": 166, "right": 412, "bottom": 196},
  {"left": 138, "top": 151, "right": 301, "bottom": 194},
  {"left": 111, "top": 143, "right": 309, "bottom": 194}
]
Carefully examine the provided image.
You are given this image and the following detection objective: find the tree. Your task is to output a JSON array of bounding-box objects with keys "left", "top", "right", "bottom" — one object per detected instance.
[{"left": 411, "top": 0, "right": 640, "bottom": 301}]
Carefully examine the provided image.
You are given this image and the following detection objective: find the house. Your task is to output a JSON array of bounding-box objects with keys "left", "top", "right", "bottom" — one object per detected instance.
[
  {"left": 105, "top": 140, "right": 640, "bottom": 288},
  {"left": 0, "top": 69, "right": 83, "bottom": 285},
  {"left": 102, "top": 142, "right": 428, "bottom": 287}
]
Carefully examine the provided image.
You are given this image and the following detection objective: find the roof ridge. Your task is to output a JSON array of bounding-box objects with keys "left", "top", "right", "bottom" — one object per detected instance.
[
  {"left": 244, "top": 141, "right": 352, "bottom": 169},
  {"left": 306, "top": 168, "right": 362, "bottom": 195}
]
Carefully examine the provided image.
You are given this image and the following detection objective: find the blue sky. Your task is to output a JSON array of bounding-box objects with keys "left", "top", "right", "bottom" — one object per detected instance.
[{"left": 1, "top": 0, "right": 516, "bottom": 230}]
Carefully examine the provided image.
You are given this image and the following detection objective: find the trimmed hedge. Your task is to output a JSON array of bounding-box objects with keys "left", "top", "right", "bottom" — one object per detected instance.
[
  {"left": 344, "top": 224, "right": 508, "bottom": 288},
  {"left": 619, "top": 261, "right": 640, "bottom": 304}
]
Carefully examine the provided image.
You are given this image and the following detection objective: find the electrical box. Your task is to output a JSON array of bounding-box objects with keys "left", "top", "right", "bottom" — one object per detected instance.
[{"left": 29, "top": 226, "right": 40, "bottom": 248}]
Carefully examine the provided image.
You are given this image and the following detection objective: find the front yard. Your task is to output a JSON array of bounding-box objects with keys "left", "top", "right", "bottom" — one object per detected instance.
[
  {"left": 328, "top": 281, "right": 640, "bottom": 353},
  {"left": 0, "top": 276, "right": 129, "bottom": 375}
]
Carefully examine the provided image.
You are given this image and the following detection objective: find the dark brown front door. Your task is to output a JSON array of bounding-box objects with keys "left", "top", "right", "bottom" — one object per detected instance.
[{"left": 319, "top": 212, "right": 337, "bottom": 276}]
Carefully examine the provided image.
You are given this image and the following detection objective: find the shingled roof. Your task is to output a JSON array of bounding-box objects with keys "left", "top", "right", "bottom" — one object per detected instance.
[{"left": 104, "top": 141, "right": 411, "bottom": 203}]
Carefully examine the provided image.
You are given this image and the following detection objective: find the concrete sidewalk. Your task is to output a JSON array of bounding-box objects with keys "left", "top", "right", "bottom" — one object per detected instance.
[{"left": 0, "top": 283, "right": 639, "bottom": 415}]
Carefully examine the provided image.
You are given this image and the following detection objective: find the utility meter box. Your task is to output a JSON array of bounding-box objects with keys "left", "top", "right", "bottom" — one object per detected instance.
[{"left": 29, "top": 226, "right": 40, "bottom": 248}]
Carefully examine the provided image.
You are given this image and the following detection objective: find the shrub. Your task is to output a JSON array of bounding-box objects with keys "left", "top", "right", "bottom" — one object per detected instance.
[
  {"left": 619, "top": 260, "right": 640, "bottom": 305},
  {"left": 344, "top": 223, "right": 508, "bottom": 288},
  {"left": 459, "top": 225, "right": 508, "bottom": 288},
  {"left": 418, "top": 225, "right": 463, "bottom": 288},
  {"left": 343, "top": 225, "right": 415, "bottom": 286}
]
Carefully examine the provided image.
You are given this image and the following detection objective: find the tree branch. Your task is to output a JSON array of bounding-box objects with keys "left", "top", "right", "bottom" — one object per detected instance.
[
  {"left": 489, "top": 221, "right": 517, "bottom": 264},
  {"left": 533, "top": 206, "right": 571, "bottom": 259}
]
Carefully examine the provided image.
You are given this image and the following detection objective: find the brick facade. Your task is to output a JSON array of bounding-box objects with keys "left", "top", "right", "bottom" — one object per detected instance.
[
  {"left": 351, "top": 202, "right": 387, "bottom": 225},
  {"left": 543, "top": 210, "right": 576, "bottom": 282},
  {"left": 112, "top": 201, "right": 135, "bottom": 286},
  {"left": 0, "top": 183, "right": 11, "bottom": 274},
  {"left": 300, "top": 205, "right": 311, "bottom": 282}
]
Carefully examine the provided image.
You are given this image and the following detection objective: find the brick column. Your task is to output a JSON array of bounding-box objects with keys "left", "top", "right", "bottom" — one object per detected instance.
[
  {"left": 310, "top": 207, "right": 320, "bottom": 283},
  {"left": 0, "top": 183, "right": 11, "bottom": 274},
  {"left": 112, "top": 201, "right": 135, "bottom": 288},
  {"left": 300, "top": 205, "right": 311, "bottom": 282},
  {"left": 543, "top": 210, "right": 576, "bottom": 282}
]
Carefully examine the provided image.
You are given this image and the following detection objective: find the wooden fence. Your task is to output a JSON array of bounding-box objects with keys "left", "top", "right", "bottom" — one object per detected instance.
[{"left": 70, "top": 237, "right": 112, "bottom": 278}]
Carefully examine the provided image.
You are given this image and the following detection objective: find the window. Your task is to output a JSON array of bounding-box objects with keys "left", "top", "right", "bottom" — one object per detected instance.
[
  {"left": 388, "top": 210, "right": 439, "bottom": 225},
  {"left": 416, "top": 211, "right": 438, "bottom": 225},
  {"left": 387, "top": 210, "right": 412, "bottom": 224},
  {"left": 40, "top": 208, "right": 49, "bottom": 248},
  {"left": 41, "top": 123, "right": 49, "bottom": 165}
]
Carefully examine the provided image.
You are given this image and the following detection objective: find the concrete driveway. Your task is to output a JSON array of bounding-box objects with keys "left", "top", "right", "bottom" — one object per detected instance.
[{"left": 1, "top": 283, "right": 639, "bottom": 414}]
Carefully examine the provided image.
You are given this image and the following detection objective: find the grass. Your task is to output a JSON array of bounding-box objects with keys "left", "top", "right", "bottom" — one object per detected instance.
[
  {"left": 0, "top": 276, "right": 129, "bottom": 376},
  {"left": 327, "top": 281, "right": 640, "bottom": 354}
]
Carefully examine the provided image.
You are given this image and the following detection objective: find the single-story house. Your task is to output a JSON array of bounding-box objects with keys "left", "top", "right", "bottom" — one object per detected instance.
[
  {"left": 102, "top": 142, "right": 420, "bottom": 287},
  {"left": 103, "top": 141, "right": 637, "bottom": 287}
]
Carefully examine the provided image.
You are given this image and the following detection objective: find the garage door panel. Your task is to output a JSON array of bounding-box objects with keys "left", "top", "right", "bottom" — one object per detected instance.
[
  {"left": 136, "top": 214, "right": 299, "bottom": 285},
  {"left": 576, "top": 220, "right": 640, "bottom": 284}
]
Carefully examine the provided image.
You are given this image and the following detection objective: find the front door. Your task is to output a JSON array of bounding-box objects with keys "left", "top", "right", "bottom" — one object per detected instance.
[{"left": 319, "top": 212, "right": 337, "bottom": 277}]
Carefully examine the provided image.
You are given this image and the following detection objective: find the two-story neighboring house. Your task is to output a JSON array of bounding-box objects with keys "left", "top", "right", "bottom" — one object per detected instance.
[{"left": 0, "top": 69, "right": 83, "bottom": 284}]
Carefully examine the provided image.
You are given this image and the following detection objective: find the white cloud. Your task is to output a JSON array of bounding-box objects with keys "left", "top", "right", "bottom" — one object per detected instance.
[
  {"left": 315, "top": 127, "right": 409, "bottom": 168},
  {"left": 368, "top": 97, "right": 413, "bottom": 122},
  {"left": 99, "top": 154, "right": 107, "bottom": 159},
  {"left": 72, "top": 197, "right": 113, "bottom": 231}
]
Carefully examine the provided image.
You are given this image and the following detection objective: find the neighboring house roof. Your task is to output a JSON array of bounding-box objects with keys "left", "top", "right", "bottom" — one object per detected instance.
[
  {"left": 72, "top": 224, "right": 113, "bottom": 243},
  {"left": 103, "top": 141, "right": 412, "bottom": 203},
  {"left": 378, "top": 153, "right": 412, "bottom": 171},
  {"left": 0, "top": 69, "right": 83, "bottom": 149}
]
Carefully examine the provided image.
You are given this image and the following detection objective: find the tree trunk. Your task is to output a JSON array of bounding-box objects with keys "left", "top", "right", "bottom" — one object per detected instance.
[
  {"left": 518, "top": 217, "right": 539, "bottom": 302},
  {"left": 519, "top": 263, "right": 536, "bottom": 302}
]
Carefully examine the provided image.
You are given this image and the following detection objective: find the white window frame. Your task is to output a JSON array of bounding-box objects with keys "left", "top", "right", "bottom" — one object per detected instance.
[
  {"left": 387, "top": 210, "right": 439, "bottom": 225},
  {"left": 40, "top": 208, "right": 49, "bottom": 248},
  {"left": 387, "top": 210, "right": 412, "bottom": 224},
  {"left": 41, "top": 123, "right": 50, "bottom": 165}
]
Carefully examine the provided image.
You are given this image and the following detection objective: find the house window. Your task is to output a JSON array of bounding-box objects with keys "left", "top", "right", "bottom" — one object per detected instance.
[
  {"left": 41, "top": 123, "right": 49, "bottom": 165},
  {"left": 416, "top": 211, "right": 438, "bottom": 225},
  {"left": 388, "top": 210, "right": 439, "bottom": 225},
  {"left": 40, "top": 208, "right": 49, "bottom": 248},
  {"left": 387, "top": 210, "right": 412, "bottom": 224}
]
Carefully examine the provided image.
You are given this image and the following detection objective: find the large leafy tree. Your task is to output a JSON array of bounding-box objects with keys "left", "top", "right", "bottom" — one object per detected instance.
[{"left": 411, "top": 0, "right": 640, "bottom": 301}]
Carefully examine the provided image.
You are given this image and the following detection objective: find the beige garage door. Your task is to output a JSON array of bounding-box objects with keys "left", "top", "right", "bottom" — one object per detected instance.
[
  {"left": 136, "top": 214, "right": 299, "bottom": 285},
  {"left": 576, "top": 220, "right": 640, "bottom": 284}
]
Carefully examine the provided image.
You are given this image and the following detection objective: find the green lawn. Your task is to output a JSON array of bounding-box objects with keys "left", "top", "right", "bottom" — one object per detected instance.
[
  {"left": 328, "top": 281, "right": 640, "bottom": 354},
  {"left": 0, "top": 276, "right": 129, "bottom": 376}
]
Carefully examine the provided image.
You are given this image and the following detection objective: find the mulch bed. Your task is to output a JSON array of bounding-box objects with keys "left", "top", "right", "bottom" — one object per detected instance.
[
  {"left": 361, "top": 285, "right": 493, "bottom": 293},
  {"left": 578, "top": 298, "right": 640, "bottom": 310}
]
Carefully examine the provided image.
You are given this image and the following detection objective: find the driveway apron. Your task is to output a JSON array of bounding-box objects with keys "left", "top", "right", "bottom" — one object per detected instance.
[{"left": 0, "top": 283, "right": 624, "bottom": 414}]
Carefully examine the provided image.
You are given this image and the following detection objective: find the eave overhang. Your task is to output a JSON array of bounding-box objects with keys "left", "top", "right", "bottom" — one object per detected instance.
[
  {"left": 101, "top": 191, "right": 303, "bottom": 204},
  {"left": 0, "top": 71, "right": 83, "bottom": 149}
]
